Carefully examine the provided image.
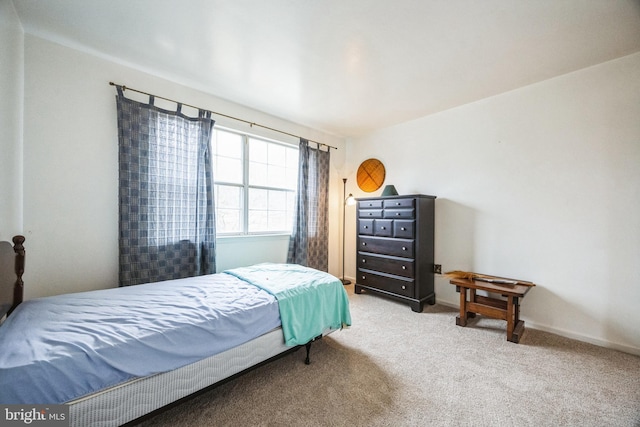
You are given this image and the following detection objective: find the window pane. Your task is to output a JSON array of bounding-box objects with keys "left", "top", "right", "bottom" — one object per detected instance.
[
  {"left": 214, "top": 130, "right": 243, "bottom": 157},
  {"left": 217, "top": 209, "right": 242, "bottom": 233},
  {"left": 268, "top": 165, "right": 286, "bottom": 188},
  {"left": 248, "top": 138, "right": 299, "bottom": 189},
  {"left": 248, "top": 188, "right": 294, "bottom": 233},
  {"left": 285, "top": 167, "right": 298, "bottom": 190},
  {"left": 268, "top": 210, "right": 286, "bottom": 231},
  {"left": 249, "top": 139, "right": 268, "bottom": 162},
  {"left": 248, "top": 210, "right": 268, "bottom": 233},
  {"left": 268, "top": 143, "right": 286, "bottom": 167},
  {"left": 285, "top": 146, "right": 299, "bottom": 190},
  {"left": 286, "top": 147, "right": 298, "bottom": 167},
  {"left": 212, "top": 129, "right": 243, "bottom": 184},
  {"left": 286, "top": 191, "right": 296, "bottom": 232},
  {"left": 268, "top": 190, "right": 286, "bottom": 210},
  {"left": 215, "top": 184, "right": 243, "bottom": 233},
  {"left": 248, "top": 162, "right": 268, "bottom": 185},
  {"left": 215, "top": 157, "right": 243, "bottom": 183}
]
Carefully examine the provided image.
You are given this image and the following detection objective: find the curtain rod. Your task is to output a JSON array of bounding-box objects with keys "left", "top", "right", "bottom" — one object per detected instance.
[{"left": 109, "top": 82, "right": 336, "bottom": 150}]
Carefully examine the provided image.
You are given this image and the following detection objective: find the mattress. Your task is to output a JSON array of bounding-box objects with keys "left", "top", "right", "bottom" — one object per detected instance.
[
  {"left": 0, "top": 273, "right": 281, "bottom": 404},
  {"left": 68, "top": 327, "right": 290, "bottom": 427}
]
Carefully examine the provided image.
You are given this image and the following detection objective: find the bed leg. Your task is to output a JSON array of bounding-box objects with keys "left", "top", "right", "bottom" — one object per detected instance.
[
  {"left": 304, "top": 335, "right": 323, "bottom": 365},
  {"left": 304, "top": 342, "right": 312, "bottom": 365}
]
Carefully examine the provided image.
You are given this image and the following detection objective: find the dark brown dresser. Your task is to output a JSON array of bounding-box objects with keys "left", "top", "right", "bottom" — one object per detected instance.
[{"left": 354, "top": 194, "right": 436, "bottom": 312}]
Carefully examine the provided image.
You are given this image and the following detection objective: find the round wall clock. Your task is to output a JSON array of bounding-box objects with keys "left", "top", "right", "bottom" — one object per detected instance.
[{"left": 356, "top": 158, "right": 386, "bottom": 192}]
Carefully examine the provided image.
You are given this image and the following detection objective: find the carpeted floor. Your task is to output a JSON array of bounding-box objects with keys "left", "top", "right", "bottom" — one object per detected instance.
[{"left": 137, "top": 285, "right": 640, "bottom": 426}]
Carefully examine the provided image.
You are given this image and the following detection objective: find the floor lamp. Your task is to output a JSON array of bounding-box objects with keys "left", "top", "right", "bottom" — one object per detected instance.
[{"left": 341, "top": 178, "right": 355, "bottom": 285}]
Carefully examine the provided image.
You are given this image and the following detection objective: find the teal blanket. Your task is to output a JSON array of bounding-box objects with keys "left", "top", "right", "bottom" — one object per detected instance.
[{"left": 224, "top": 263, "right": 351, "bottom": 346}]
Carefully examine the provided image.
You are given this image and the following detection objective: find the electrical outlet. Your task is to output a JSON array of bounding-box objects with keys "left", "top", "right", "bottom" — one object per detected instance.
[{"left": 433, "top": 264, "right": 442, "bottom": 274}]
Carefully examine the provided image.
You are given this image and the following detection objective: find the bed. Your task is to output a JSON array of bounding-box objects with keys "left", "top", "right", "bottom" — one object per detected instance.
[{"left": 0, "top": 236, "right": 351, "bottom": 426}]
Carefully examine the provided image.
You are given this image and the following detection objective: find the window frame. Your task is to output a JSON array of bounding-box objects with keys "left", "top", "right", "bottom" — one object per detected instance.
[{"left": 212, "top": 125, "right": 298, "bottom": 237}]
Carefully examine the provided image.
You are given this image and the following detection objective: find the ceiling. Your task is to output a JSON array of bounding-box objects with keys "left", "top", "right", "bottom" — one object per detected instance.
[{"left": 12, "top": 0, "right": 640, "bottom": 137}]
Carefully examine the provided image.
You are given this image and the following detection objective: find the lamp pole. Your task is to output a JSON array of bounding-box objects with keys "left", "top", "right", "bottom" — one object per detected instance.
[{"left": 341, "top": 178, "right": 351, "bottom": 285}]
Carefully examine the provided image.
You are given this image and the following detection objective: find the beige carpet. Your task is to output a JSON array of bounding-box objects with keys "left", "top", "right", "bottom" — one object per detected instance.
[{"left": 137, "top": 285, "right": 640, "bottom": 426}]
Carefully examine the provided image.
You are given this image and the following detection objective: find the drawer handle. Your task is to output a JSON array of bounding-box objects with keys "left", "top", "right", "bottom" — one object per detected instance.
[
  {"left": 362, "top": 275, "right": 366, "bottom": 280},
  {"left": 401, "top": 227, "right": 406, "bottom": 231},
  {"left": 381, "top": 226, "right": 386, "bottom": 230},
  {"left": 362, "top": 242, "right": 367, "bottom": 246},
  {"left": 402, "top": 285, "right": 406, "bottom": 290},
  {"left": 396, "top": 202, "right": 401, "bottom": 206},
  {"left": 396, "top": 212, "right": 401, "bottom": 216},
  {"left": 364, "top": 225, "right": 369, "bottom": 229},
  {"left": 369, "top": 213, "right": 373, "bottom": 216},
  {"left": 362, "top": 259, "right": 366, "bottom": 263},
  {"left": 402, "top": 246, "right": 407, "bottom": 251},
  {"left": 402, "top": 265, "right": 406, "bottom": 270}
]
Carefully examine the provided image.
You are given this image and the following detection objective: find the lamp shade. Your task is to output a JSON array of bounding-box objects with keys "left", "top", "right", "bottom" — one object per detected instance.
[{"left": 381, "top": 185, "right": 398, "bottom": 196}]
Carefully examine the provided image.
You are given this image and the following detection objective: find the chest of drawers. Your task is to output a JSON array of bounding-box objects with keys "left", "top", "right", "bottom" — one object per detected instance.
[{"left": 354, "top": 194, "right": 436, "bottom": 312}]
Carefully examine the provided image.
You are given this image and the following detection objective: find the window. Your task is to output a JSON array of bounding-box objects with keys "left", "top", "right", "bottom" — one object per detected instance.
[{"left": 211, "top": 127, "right": 299, "bottom": 235}]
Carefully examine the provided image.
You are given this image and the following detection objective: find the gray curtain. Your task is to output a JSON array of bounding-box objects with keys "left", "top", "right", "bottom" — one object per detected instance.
[
  {"left": 116, "top": 86, "right": 216, "bottom": 286},
  {"left": 287, "top": 139, "right": 330, "bottom": 271}
]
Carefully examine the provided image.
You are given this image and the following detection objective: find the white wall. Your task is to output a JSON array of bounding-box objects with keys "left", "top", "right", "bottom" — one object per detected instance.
[
  {"left": 346, "top": 53, "right": 640, "bottom": 355},
  {"left": 0, "top": 0, "right": 24, "bottom": 241},
  {"left": 22, "top": 34, "right": 347, "bottom": 299}
]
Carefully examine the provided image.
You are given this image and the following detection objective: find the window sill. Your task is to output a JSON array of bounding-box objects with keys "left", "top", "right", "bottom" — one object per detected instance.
[{"left": 216, "top": 233, "right": 291, "bottom": 242}]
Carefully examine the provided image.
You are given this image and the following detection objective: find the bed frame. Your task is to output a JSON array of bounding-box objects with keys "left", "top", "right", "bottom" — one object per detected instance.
[
  {"left": 0, "top": 236, "right": 321, "bottom": 426},
  {"left": 0, "top": 235, "right": 24, "bottom": 320}
]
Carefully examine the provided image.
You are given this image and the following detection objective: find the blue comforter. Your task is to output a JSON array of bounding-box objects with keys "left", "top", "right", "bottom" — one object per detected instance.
[{"left": 0, "top": 273, "right": 281, "bottom": 404}]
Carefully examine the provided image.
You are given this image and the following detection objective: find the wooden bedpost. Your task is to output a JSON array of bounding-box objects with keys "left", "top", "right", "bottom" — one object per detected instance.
[{"left": 8, "top": 235, "right": 25, "bottom": 316}]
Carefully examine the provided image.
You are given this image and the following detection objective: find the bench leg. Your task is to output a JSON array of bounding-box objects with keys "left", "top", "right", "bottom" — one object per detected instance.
[
  {"left": 506, "top": 296, "right": 524, "bottom": 343},
  {"left": 468, "top": 288, "right": 477, "bottom": 318},
  {"left": 511, "top": 320, "right": 525, "bottom": 343},
  {"left": 508, "top": 296, "right": 524, "bottom": 343},
  {"left": 456, "top": 286, "right": 468, "bottom": 327},
  {"left": 506, "top": 295, "right": 514, "bottom": 341}
]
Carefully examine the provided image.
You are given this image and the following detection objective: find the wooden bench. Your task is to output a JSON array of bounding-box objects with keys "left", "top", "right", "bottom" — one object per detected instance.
[{"left": 450, "top": 276, "right": 534, "bottom": 343}]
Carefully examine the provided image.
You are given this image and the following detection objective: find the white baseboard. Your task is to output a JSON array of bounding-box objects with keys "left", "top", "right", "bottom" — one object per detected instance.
[
  {"left": 524, "top": 321, "right": 640, "bottom": 356},
  {"left": 435, "top": 300, "right": 640, "bottom": 357}
]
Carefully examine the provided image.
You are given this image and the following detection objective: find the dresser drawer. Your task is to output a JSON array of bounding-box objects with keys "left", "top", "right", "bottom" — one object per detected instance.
[
  {"left": 358, "top": 253, "right": 414, "bottom": 278},
  {"left": 374, "top": 219, "right": 393, "bottom": 237},
  {"left": 384, "top": 198, "right": 415, "bottom": 209},
  {"left": 359, "top": 209, "right": 383, "bottom": 219},
  {"left": 358, "top": 200, "right": 383, "bottom": 209},
  {"left": 384, "top": 208, "right": 415, "bottom": 219},
  {"left": 394, "top": 220, "right": 414, "bottom": 238},
  {"left": 358, "top": 219, "right": 374, "bottom": 235},
  {"left": 358, "top": 269, "right": 414, "bottom": 298},
  {"left": 358, "top": 236, "right": 415, "bottom": 258}
]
